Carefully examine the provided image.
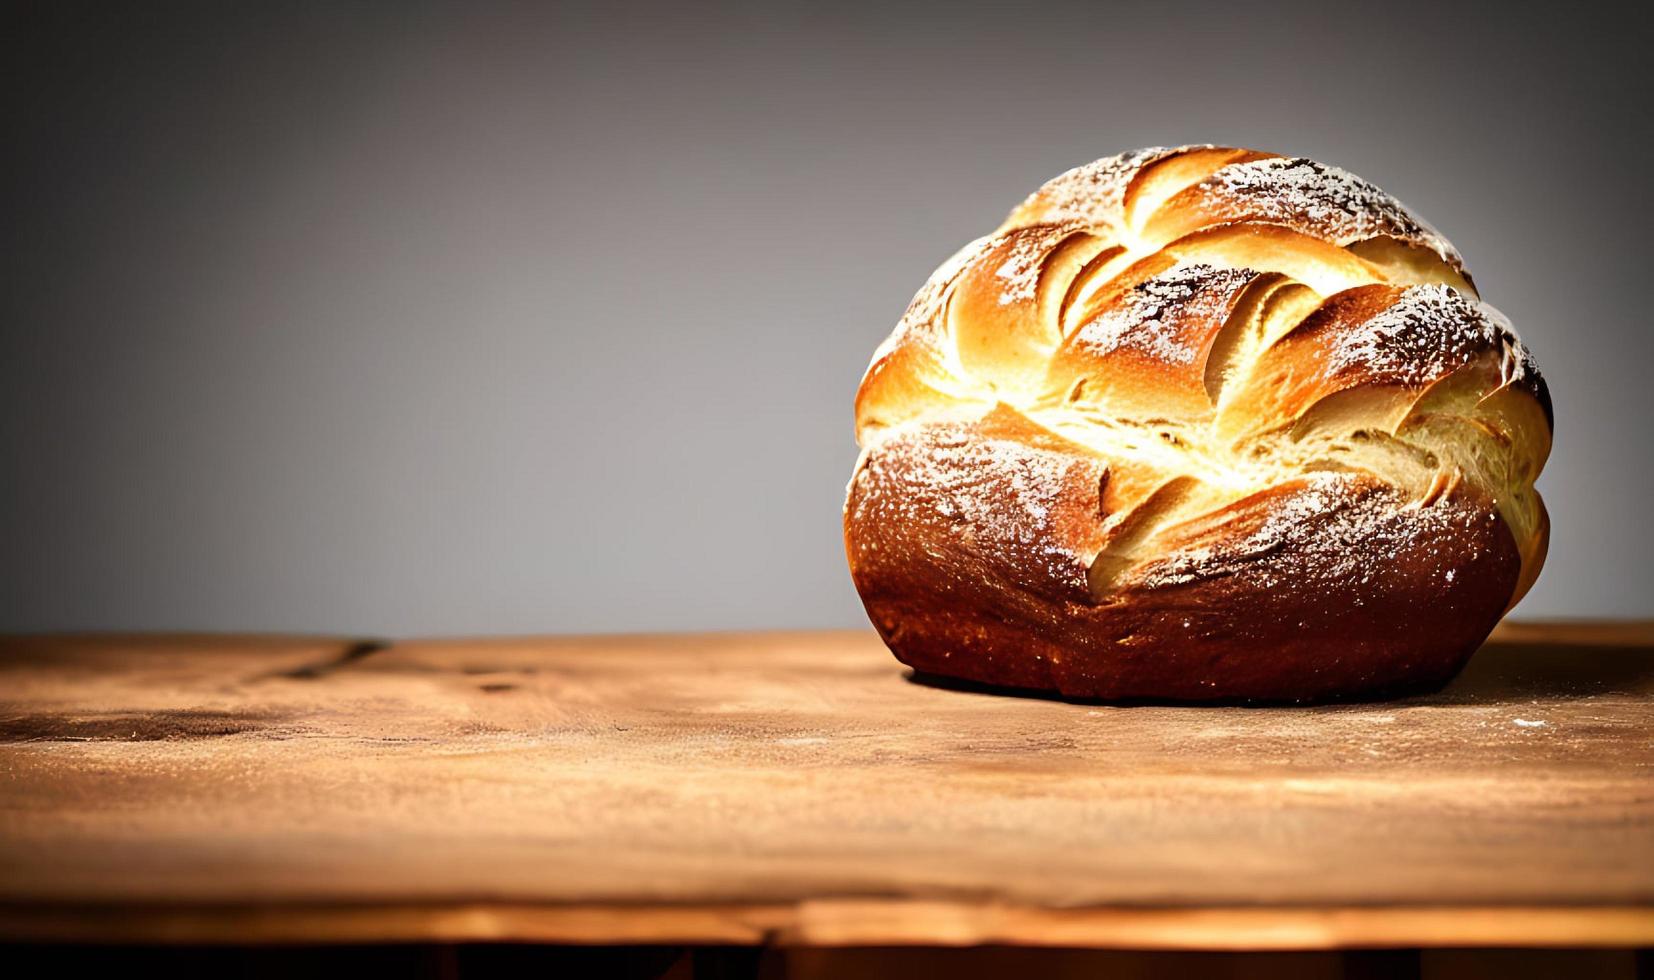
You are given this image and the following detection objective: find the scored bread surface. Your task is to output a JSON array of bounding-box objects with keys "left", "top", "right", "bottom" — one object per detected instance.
[{"left": 845, "top": 146, "right": 1551, "bottom": 701}]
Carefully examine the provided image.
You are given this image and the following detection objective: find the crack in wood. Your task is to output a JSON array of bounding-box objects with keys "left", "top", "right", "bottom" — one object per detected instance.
[
  {"left": 258, "top": 638, "right": 392, "bottom": 681},
  {"left": 0, "top": 708, "right": 292, "bottom": 742}
]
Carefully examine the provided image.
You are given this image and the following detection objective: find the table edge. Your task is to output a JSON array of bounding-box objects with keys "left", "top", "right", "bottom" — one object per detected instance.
[{"left": 2, "top": 900, "right": 1651, "bottom": 949}]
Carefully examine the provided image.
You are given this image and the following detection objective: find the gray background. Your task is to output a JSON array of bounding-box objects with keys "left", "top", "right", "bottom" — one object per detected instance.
[{"left": 3, "top": 1, "right": 1648, "bottom": 635}]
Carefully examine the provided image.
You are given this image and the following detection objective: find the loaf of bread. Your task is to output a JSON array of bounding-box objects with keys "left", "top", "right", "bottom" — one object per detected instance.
[{"left": 845, "top": 147, "right": 1551, "bottom": 701}]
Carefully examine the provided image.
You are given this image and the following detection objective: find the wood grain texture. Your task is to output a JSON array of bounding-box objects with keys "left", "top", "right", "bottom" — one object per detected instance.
[{"left": 0, "top": 623, "right": 1651, "bottom": 948}]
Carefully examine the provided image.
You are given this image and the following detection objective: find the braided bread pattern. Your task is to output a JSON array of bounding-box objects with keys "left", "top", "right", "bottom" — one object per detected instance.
[{"left": 846, "top": 146, "right": 1551, "bottom": 701}]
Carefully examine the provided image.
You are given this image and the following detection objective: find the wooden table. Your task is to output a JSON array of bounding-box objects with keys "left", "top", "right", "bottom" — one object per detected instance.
[{"left": 1, "top": 623, "right": 1651, "bottom": 975}]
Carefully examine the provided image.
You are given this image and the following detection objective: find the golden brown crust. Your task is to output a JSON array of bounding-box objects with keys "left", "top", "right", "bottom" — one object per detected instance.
[
  {"left": 847, "top": 415, "right": 1520, "bottom": 701},
  {"left": 846, "top": 147, "right": 1552, "bottom": 702},
  {"left": 1047, "top": 261, "right": 1267, "bottom": 420}
]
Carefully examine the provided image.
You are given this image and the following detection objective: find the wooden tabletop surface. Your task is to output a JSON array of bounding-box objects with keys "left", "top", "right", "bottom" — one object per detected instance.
[{"left": 0, "top": 622, "right": 1650, "bottom": 949}]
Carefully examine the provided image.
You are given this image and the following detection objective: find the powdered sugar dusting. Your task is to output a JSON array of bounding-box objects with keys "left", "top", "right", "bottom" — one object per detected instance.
[
  {"left": 1138, "top": 474, "right": 1484, "bottom": 591},
  {"left": 1327, "top": 284, "right": 1535, "bottom": 387},
  {"left": 1012, "top": 146, "right": 1200, "bottom": 230},
  {"left": 924, "top": 429, "right": 1073, "bottom": 549},
  {"left": 1204, "top": 157, "right": 1461, "bottom": 266},
  {"left": 852, "top": 420, "right": 1101, "bottom": 595},
  {"left": 992, "top": 225, "right": 1073, "bottom": 306},
  {"left": 1140, "top": 475, "right": 1366, "bottom": 587},
  {"left": 1069, "top": 264, "right": 1256, "bottom": 365},
  {"left": 1477, "top": 302, "right": 1543, "bottom": 391}
]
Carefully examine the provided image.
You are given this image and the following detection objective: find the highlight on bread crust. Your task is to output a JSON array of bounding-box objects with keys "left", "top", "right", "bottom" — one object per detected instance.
[{"left": 845, "top": 146, "right": 1551, "bottom": 702}]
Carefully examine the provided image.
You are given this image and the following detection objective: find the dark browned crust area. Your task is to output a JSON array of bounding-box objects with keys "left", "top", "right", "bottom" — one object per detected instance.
[{"left": 846, "top": 416, "right": 1522, "bottom": 703}]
